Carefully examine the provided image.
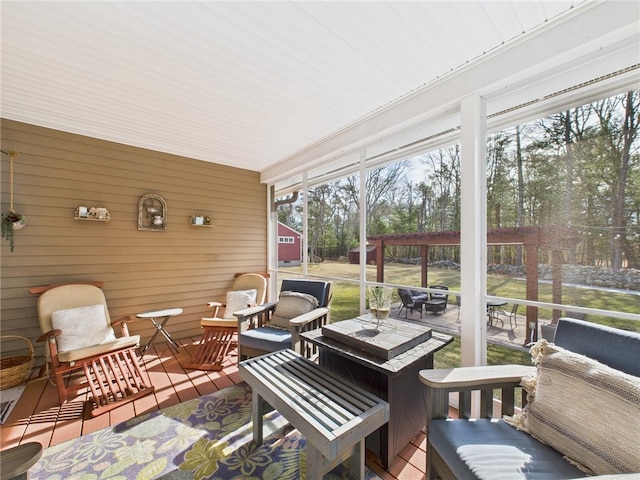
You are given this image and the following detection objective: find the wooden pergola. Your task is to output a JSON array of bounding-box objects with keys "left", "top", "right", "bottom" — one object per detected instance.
[{"left": 367, "top": 226, "right": 579, "bottom": 344}]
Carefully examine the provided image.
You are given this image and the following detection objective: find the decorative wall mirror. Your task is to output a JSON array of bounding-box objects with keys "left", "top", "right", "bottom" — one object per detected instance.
[{"left": 138, "top": 194, "right": 167, "bottom": 231}]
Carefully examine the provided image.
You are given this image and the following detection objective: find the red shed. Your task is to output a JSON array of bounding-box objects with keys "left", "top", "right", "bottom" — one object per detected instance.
[
  {"left": 348, "top": 245, "right": 377, "bottom": 264},
  {"left": 278, "top": 222, "right": 302, "bottom": 266}
]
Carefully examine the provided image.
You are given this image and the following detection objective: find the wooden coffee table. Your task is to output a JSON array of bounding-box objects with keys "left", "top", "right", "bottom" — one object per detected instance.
[{"left": 301, "top": 317, "right": 453, "bottom": 470}]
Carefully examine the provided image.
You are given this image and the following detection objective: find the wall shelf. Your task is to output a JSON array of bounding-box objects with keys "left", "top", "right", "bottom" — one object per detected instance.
[
  {"left": 189, "top": 215, "right": 214, "bottom": 227},
  {"left": 74, "top": 206, "right": 110, "bottom": 221},
  {"left": 74, "top": 216, "right": 111, "bottom": 222}
]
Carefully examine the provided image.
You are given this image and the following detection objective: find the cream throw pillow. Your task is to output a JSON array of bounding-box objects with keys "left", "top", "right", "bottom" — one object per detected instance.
[
  {"left": 269, "top": 291, "right": 319, "bottom": 329},
  {"left": 505, "top": 340, "right": 640, "bottom": 475},
  {"left": 51, "top": 304, "right": 117, "bottom": 352},
  {"left": 222, "top": 289, "right": 257, "bottom": 319}
]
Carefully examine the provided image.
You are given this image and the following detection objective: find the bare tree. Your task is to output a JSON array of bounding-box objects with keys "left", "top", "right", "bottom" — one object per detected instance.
[
  {"left": 342, "top": 162, "right": 408, "bottom": 233},
  {"left": 594, "top": 91, "right": 640, "bottom": 269},
  {"left": 307, "top": 184, "right": 339, "bottom": 261}
]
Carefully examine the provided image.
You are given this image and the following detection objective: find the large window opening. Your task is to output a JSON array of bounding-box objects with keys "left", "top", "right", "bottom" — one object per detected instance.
[
  {"left": 486, "top": 91, "right": 639, "bottom": 337},
  {"left": 271, "top": 88, "right": 640, "bottom": 367}
]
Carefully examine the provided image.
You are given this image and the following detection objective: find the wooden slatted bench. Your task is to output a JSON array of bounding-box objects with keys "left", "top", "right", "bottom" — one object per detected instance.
[{"left": 239, "top": 349, "right": 389, "bottom": 479}]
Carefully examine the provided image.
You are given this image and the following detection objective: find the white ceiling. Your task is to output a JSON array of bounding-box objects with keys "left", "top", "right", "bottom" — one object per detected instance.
[{"left": 0, "top": 1, "right": 632, "bottom": 179}]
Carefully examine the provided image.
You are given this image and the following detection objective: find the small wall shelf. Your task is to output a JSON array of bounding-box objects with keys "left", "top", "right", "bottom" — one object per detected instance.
[
  {"left": 189, "top": 215, "right": 214, "bottom": 227},
  {"left": 138, "top": 194, "right": 167, "bottom": 231},
  {"left": 74, "top": 206, "right": 111, "bottom": 222}
]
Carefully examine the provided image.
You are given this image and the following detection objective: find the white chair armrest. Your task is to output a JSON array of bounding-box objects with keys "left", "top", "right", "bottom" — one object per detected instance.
[
  {"left": 234, "top": 303, "right": 276, "bottom": 318},
  {"left": 420, "top": 364, "right": 536, "bottom": 421},
  {"left": 234, "top": 303, "right": 277, "bottom": 330},
  {"left": 419, "top": 365, "right": 535, "bottom": 390}
]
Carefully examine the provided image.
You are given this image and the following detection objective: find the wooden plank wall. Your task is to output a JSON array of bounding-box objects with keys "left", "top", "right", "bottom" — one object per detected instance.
[{"left": 1, "top": 119, "right": 267, "bottom": 364}]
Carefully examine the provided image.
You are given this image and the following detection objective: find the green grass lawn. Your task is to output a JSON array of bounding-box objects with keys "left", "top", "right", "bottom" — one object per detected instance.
[
  {"left": 287, "top": 261, "right": 639, "bottom": 331},
  {"left": 282, "top": 260, "right": 638, "bottom": 367},
  {"left": 433, "top": 336, "right": 532, "bottom": 368}
]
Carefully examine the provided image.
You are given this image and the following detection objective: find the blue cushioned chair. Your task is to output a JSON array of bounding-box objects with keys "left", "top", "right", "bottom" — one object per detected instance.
[
  {"left": 236, "top": 279, "right": 332, "bottom": 362},
  {"left": 419, "top": 318, "right": 640, "bottom": 479}
]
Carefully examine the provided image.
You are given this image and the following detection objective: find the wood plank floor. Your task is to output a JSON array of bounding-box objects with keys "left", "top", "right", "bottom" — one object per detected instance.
[{"left": 0, "top": 338, "right": 428, "bottom": 480}]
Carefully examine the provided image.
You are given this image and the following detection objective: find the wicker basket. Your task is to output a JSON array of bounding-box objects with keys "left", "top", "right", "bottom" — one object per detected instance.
[{"left": 1, "top": 335, "right": 35, "bottom": 390}]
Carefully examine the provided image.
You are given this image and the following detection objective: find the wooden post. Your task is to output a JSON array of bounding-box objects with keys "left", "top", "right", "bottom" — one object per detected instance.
[
  {"left": 376, "top": 241, "right": 385, "bottom": 283},
  {"left": 525, "top": 240, "right": 539, "bottom": 345},
  {"left": 552, "top": 249, "right": 564, "bottom": 322},
  {"left": 421, "top": 244, "right": 429, "bottom": 287}
]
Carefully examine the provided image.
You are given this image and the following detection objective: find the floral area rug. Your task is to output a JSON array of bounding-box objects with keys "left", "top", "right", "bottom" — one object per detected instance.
[{"left": 31, "top": 382, "right": 382, "bottom": 480}]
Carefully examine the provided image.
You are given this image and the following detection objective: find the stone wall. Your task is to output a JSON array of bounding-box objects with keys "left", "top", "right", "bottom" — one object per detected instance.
[
  {"left": 490, "top": 264, "right": 640, "bottom": 291},
  {"left": 394, "top": 257, "right": 640, "bottom": 292},
  {"left": 540, "top": 264, "right": 640, "bottom": 291}
]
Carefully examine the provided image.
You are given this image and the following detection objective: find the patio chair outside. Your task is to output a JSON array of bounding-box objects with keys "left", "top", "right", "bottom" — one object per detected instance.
[
  {"left": 497, "top": 303, "right": 519, "bottom": 330},
  {"left": 187, "top": 273, "right": 268, "bottom": 371},
  {"left": 32, "top": 282, "right": 154, "bottom": 416},
  {"left": 397, "top": 288, "right": 424, "bottom": 318},
  {"left": 237, "top": 279, "right": 332, "bottom": 362}
]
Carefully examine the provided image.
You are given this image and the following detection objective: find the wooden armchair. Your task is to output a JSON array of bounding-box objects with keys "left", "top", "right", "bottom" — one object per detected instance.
[
  {"left": 236, "top": 279, "right": 332, "bottom": 362},
  {"left": 32, "top": 282, "right": 154, "bottom": 416},
  {"left": 186, "top": 273, "right": 268, "bottom": 370}
]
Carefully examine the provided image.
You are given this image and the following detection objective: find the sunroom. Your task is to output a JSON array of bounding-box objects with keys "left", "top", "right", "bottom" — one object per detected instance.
[{"left": 1, "top": 1, "right": 639, "bottom": 478}]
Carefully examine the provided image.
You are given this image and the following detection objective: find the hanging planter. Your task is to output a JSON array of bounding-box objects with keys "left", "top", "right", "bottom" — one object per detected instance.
[
  {"left": 1, "top": 150, "right": 25, "bottom": 252},
  {"left": 1, "top": 211, "right": 26, "bottom": 252}
]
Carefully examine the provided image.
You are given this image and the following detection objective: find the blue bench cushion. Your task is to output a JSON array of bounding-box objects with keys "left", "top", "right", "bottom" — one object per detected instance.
[
  {"left": 240, "top": 326, "right": 291, "bottom": 352},
  {"left": 429, "top": 419, "right": 585, "bottom": 480}
]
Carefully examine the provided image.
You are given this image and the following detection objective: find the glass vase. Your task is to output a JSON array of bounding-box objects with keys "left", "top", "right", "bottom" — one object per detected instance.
[{"left": 367, "top": 285, "right": 393, "bottom": 332}]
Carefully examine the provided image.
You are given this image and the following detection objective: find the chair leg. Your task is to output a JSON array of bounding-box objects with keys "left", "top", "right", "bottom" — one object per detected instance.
[
  {"left": 55, "top": 371, "right": 67, "bottom": 405},
  {"left": 186, "top": 326, "right": 237, "bottom": 371}
]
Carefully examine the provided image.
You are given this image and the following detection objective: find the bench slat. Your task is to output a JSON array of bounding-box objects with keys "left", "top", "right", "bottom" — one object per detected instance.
[
  {"left": 249, "top": 356, "right": 348, "bottom": 431},
  {"left": 285, "top": 357, "right": 381, "bottom": 410},
  {"left": 261, "top": 349, "right": 383, "bottom": 416}
]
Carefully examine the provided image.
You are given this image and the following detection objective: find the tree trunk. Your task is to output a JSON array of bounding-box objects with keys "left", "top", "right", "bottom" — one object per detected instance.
[
  {"left": 515, "top": 125, "right": 524, "bottom": 266},
  {"left": 611, "top": 91, "right": 638, "bottom": 269}
]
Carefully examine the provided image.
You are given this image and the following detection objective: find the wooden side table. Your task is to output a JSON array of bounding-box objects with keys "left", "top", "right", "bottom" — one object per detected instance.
[
  {"left": 0, "top": 442, "right": 42, "bottom": 480},
  {"left": 136, "top": 307, "right": 183, "bottom": 354}
]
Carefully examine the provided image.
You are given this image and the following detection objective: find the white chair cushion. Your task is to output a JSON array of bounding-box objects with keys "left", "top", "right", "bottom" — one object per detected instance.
[
  {"left": 58, "top": 335, "right": 140, "bottom": 363},
  {"left": 200, "top": 318, "right": 236, "bottom": 328},
  {"left": 223, "top": 289, "right": 257, "bottom": 319},
  {"left": 51, "top": 304, "right": 117, "bottom": 352},
  {"left": 269, "top": 291, "right": 319, "bottom": 330}
]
